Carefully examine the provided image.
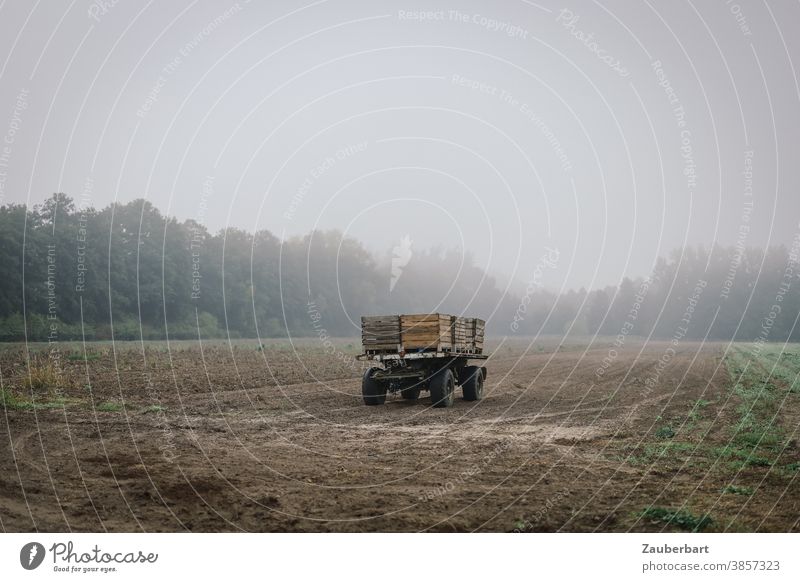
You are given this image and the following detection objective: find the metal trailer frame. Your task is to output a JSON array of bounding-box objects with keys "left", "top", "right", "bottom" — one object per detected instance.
[{"left": 356, "top": 351, "right": 489, "bottom": 407}]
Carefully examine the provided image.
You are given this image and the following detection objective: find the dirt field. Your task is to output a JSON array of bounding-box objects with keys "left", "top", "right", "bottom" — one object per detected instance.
[{"left": 1, "top": 338, "right": 798, "bottom": 532}]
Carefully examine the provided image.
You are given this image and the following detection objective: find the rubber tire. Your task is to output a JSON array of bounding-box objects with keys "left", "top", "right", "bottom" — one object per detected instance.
[
  {"left": 461, "top": 366, "right": 485, "bottom": 401},
  {"left": 429, "top": 368, "right": 455, "bottom": 408},
  {"left": 362, "top": 367, "right": 386, "bottom": 405}
]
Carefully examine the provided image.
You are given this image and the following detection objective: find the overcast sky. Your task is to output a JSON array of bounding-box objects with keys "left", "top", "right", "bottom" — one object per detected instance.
[{"left": 0, "top": 0, "right": 798, "bottom": 292}]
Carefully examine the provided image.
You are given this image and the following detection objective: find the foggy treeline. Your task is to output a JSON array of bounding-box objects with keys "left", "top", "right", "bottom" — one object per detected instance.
[{"left": 1, "top": 193, "right": 798, "bottom": 343}]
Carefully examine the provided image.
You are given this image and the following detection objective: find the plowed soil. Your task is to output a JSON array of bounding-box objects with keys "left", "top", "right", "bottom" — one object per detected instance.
[{"left": 1, "top": 338, "right": 798, "bottom": 532}]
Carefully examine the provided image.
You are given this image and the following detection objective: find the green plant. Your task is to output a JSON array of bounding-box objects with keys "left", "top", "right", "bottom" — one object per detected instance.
[
  {"left": 733, "top": 424, "right": 783, "bottom": 449},
  {"left": 36, "top": 398, "right": 68, "bottom": 409},
  {"left": 0, "top": 387, "right": 31, "bottom": 410},
  {"left": 142, "top": 404, "right": 165, "bottom": 414},
  {"left": 655, "top": 425, "right": 676, "bottom": 439},
  {"left": 96, "top": 401, "right": 123, "bottom": 412},
  {"left": 687, "top": 399, "right": 710, "bottom": 423},
  {"left": 722, "top": 484, "right": 753, "bottom": 496},
  {"left": 639, "top": 507, "right": 713, "bottom": 532},
  {"left": 1, "top": 388, "right": 70, "bottom": 410}
]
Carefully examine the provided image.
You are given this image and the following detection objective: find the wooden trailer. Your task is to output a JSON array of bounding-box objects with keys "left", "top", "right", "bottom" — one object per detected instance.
[{"left": 358, "top": 314, "right": 488, "bottom": 408}]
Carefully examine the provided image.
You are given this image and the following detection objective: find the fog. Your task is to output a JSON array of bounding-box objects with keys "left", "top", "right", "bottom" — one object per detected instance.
[{"left": 1, "top": 0, "right": 798, "bottom": 293}]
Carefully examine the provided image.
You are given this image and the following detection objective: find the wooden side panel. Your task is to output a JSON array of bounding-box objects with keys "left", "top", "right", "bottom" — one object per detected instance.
[
  {"left": 453, "top": 316, "right": 469, "bottom": 351},
  {"left": 473, "top": 318, "right": 485, "bottom": 351},
  {"left": 361, "top": 314, "right": 484, "bottom": 354},
  {"left": 400, "top": 313, "right": 453, "bottom": 350},
  {"left": 361, "top": 315, "right": 400, "bottom": 352}
]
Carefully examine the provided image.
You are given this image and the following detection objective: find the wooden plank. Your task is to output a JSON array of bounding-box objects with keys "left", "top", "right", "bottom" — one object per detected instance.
[
  {"left": 363, "top": 313, "right": 482, "bottom": 354},
  {"left": 361, "top": 314, "right": 401, "bottom": 351}
]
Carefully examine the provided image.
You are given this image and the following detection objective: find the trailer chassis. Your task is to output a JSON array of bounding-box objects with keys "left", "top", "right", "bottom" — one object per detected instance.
[{"left": 356, "top": 352, "right": 488, "bottom": 407}]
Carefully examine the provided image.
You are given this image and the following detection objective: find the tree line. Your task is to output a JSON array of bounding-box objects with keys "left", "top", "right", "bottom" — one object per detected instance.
[{"left": 0, "top": 193, "right": 798, "bottom": 343}]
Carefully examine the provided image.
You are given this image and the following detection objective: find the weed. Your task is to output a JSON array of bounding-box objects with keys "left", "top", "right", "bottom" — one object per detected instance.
[
  {"left": 1, "top": 388, "right": 70, "bottom": 410},
  {"left": 23, "top": 361, "right": 62, "bottom": 393},
  {"left": 35, "top": 398, "right": 69, "bottom": 410},
  {"left": 639, "top": 507, "right": 713, "bottom": 532},
  {"left": 721, "top": 347, "right": 794, "bottom": 472},
  {"left": 654, "top": 425, "right": 675, "bottom": 439},
  {"left": 623, "top": 441, "right": 696, "bottom": 465},
  {"left": 96, "top": 402, "right": 123, "bottom": 412},
  {"left": 709, "top": 444, "right": 773, "bottom": 469},
  {"left": 687, "top": 399, "right": 710, "bottom": 424},
  {"left": 744, "top": 456, "right": 772, "bottom": 467},
  {"left": 722, "top": 485, "right": 753, "bottom": 496},
  {"left": 142, "top": 404, "right": 165, "bottom": 414},
  {"left": 732, "top": 424, "right": 783, "bottom": 449},
  {"left": 0, "top": 387, "right": 31, "bottom": 410}
]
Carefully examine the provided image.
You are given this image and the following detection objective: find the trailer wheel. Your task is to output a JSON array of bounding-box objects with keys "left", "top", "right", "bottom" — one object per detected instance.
[
  {"left": 461, "top": 366, "right": 484, "bottom": 401},
  {"left": 429, "top": 368, "right": 455, "bottom": 408},
  {"left": 362, "top": 367, "right": 386, "bottom": 405}
]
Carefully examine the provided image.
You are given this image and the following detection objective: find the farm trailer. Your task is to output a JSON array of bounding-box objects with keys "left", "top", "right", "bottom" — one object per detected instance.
[{"left": 356, "top": 314, "right": 487, "bottom": 408}]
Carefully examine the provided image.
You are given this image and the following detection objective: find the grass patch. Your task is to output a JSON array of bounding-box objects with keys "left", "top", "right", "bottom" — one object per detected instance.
[
  {"left": 34, "top": 398, "right": 69, "bottom": 410},
  {"left": 23, "top": 361, "right": 62, "bottom": 393},
  {"left": 722, "top": 484, "right": 753, "bottom": 496},
  {"left": 141, "top": 404, "right": 165, "bottom": 414},
  {"left": 708, "top": 445, "right": 773, "bottom": 469},
  {"left": 619, "top": 438, "right": 783, "bottom": 471},
  {"left": 1, "top": 387, "right": 71, "bottom": 410},
  {"left": 721, "top": 347, "right": 795, "bottom": 467},
  {"left": 685, "top": 398, "right": 711, "bottom": 428},
  {"left": 638, "top": 507, "right": 713, "bottom": 532},
  {"left": 0, "top": 387, "right": 32, "bottom": 410},
  {"left": 96, "top": 401, "right": 123, "bottom": 412}
]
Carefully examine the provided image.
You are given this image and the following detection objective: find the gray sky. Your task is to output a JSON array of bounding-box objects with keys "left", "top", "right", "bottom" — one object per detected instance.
[{"left": 0, "top": 0, "right": 798, "bottom": 292}]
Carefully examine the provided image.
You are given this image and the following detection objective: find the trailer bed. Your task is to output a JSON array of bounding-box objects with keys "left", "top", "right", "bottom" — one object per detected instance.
[{"left": 358, "top": 351, "right": 489, "bottom": 362}]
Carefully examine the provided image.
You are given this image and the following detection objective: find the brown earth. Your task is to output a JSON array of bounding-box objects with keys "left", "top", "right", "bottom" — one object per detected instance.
[{"left": 0, "top": 338, "right": 798, "bottom": 532}]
